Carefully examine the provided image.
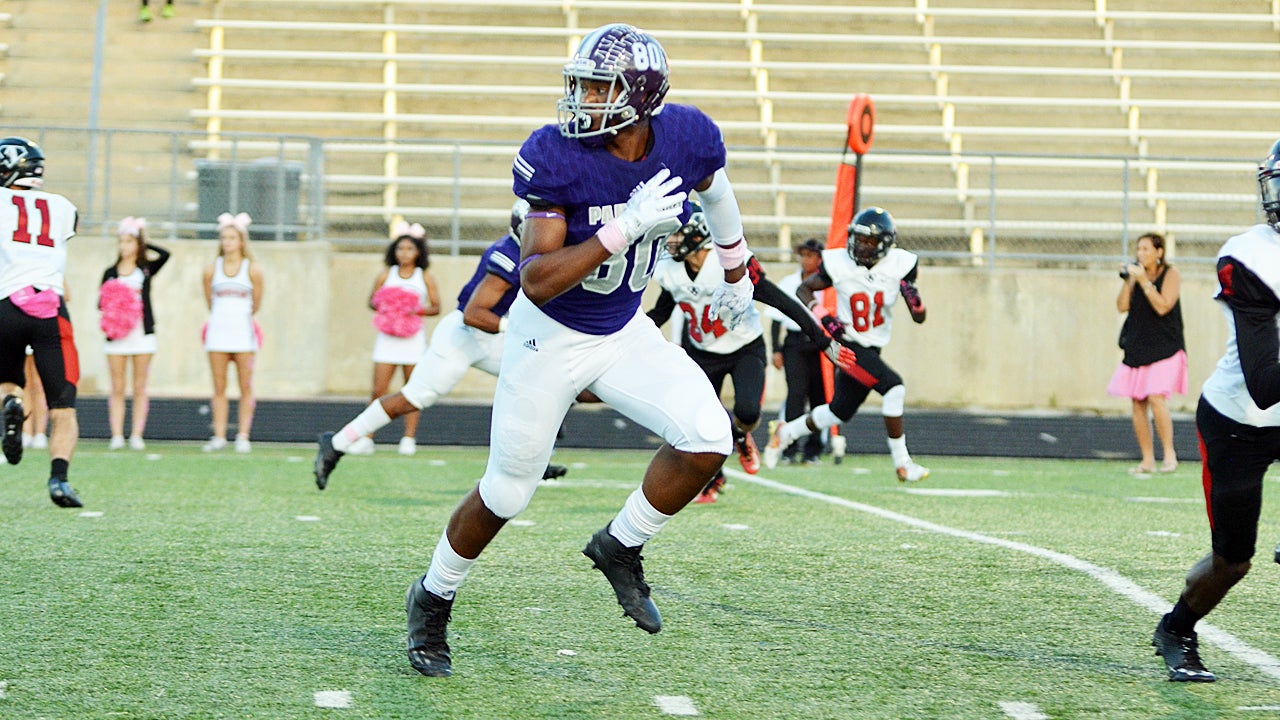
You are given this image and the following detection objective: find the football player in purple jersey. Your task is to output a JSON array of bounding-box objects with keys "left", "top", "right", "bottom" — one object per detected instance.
[
  {"left": 404, "top": 23, "right": 756, "bottom": 677},
  {"left": 312, "top": 199, "right": 567, "bottom": 489},
  {"left": 1151, "top": 138, "right": 1280, "bottom": 684}
]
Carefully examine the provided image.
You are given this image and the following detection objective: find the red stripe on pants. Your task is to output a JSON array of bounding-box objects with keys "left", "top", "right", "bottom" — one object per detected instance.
[
  {"left": 58, "top": 315, "right": 79, "bottom": 385},
  {"left": 1198, "top": 429, "right": 1213, "bottom": 529}
]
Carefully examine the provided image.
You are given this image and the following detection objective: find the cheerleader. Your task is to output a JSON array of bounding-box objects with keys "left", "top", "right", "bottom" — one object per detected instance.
[
  {"left": 201, "top": 212, "right": 263, "bottom": 453},
  {"left": 100, "top": 217, "right": 169, "bottom": 450},
  {"left": 361, "top": 221, "right": 440, "bottom": 455}
]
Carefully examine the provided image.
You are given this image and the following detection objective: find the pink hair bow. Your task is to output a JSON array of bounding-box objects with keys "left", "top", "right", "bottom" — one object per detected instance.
[
  {"left": 391, "top": 220, "right": 426, "bottom": 240},
  {"left": 117, "top": 216, "right": 147, "bottom": 238},
  {"left": 217, "top": 212, "right": 253, "bottom": 234}
]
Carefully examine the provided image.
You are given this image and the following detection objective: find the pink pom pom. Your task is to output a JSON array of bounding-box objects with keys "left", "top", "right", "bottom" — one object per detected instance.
[
  {"left": 99, "top": 279, "right": 143, "bottom": 340},
  {"left": 371, "top": 285, "right": 423, "bottom": 338}
]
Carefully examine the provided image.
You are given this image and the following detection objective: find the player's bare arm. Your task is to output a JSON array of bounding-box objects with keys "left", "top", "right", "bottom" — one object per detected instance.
[
  {"left": 518, "top": 207, "right": 614, "bottom": 305},
  {"left": 461, "top": 274, "right": 514, "bottom": 334},
  {"left": 794, "top": 267, "right": 833, "bottom": 307}
]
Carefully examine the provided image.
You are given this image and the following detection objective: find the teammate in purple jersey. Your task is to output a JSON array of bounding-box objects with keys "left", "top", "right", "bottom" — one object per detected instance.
[
  {"left": 312, "top": 200, "right": 566, "bottom": 489},
  {"left": 404, "top": 23, "right": 756, "bottom": 677}
]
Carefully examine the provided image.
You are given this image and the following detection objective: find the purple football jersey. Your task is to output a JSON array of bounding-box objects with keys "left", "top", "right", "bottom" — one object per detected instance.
[
  {"left": 512, "top": 103, "right": 727, "bottom": 334},
  {"left": 456, "top": 233, "right": 522, "bottom": 317}
]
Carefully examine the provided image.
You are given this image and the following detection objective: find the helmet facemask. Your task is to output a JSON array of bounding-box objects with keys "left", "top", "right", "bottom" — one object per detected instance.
[
  {"left": 1260, "top": 158, "right": 1280, "bottom": 233},
  {"left": 556, "top": 24, "right": 669, "bottom": 141},
  {"left": 666, "top": 210, "right": 712, "bottom": 262}
]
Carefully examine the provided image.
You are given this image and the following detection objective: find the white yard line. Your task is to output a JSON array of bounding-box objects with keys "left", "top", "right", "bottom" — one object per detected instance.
[
  {"left": 313, "top": 690, "right": 352, "bottom": 708},
  {"left": 727, "top": 469, "right": 1280, "bottom": 681},
  {"left": 653, "top": 695, "right": 699, "bottom": 716},
  {"left": 999, "top": 700, "right": 1048, "bottom": 720}
]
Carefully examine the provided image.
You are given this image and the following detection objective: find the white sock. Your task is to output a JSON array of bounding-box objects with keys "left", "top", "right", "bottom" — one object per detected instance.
[
  {"left": 888, "top": 435, "right": 911, "bottom": 467},
  {"left": 609, "top": 488, "right": 673, "bottom": 547},
  {"left": 334, "top": 401, "right": 392, "bottom": 452},
  {"left": 422, "top": 530, "right": 475, "bottom": 600}
]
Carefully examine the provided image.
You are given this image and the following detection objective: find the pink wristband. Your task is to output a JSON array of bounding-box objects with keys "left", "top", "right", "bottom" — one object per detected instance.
[
  {"left": 714, "top": 236, "right": 747, "bottom": 269},
  {"left": 597, "top": 219, "right": 629, "bottom": 255}
]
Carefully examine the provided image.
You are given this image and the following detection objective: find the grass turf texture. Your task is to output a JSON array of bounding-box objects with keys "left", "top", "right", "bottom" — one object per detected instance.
[{"left": 3, "top": 444, "right": 1280, "bottom": 718}]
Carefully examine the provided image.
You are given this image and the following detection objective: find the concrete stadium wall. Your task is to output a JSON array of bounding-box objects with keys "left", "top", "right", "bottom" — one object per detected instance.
[{"left": 64, "top": 235, "right": 1226, "bottom": 414}]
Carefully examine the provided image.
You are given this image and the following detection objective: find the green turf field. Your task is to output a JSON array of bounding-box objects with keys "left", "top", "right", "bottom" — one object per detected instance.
[{"left": 3, "top": 443, "right": 1280, "bottom": 719}]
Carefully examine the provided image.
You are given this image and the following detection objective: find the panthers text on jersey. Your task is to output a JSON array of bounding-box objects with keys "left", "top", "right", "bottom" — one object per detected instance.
[
  {"left": 819, "top": 246, "right": 919, "bottom": 349},
  {"left": 1202, "top": 223, "right": 1280, "bottom": 427},
  {"left": 651, "top": 251, "right": 763, "bottom": 353},
  {"left": 0, "top": 186, "right": 78, "bottom": 299},
  {"left": 512, "top": 103, "right": 727, "bottom": 335}
]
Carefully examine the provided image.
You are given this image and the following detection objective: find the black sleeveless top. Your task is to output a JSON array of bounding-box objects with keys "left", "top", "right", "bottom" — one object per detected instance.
[{"left": 1120, "top": 266, "right": 1184, "bottom": 368}]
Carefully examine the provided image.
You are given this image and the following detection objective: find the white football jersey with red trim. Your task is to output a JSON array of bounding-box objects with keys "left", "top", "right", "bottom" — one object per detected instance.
[
  {"left": 0, "top": 187, "right": 78, "bottom": 300},
  {"left": 820, "top": 246, "right": 918, "bottom": 349},
  {"left": 652, "top": 252, "right": 762, "bottom": 354}
]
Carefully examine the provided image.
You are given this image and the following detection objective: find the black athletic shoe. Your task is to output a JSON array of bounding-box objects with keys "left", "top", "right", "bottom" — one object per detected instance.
[
  {"left": 2, "top": 394, "right": 24, "bottom": 465},
  {"left": 1153, "top": 616, "right": 1216, "bottom": 682},
  {"left": 48, "top": 478, "right": 83, "bottom": 508},
  {"left": 406, "top": 576, "right": 454, "bottom": 677},
  {"left": 583, "top": 526, "right": 662, "bottom": 633},
  {"left": 542, "top": 464, "right": 568, "bottom": 480},
  {"left": 314, "top": 431, "right": 343, "bottom": 491}
]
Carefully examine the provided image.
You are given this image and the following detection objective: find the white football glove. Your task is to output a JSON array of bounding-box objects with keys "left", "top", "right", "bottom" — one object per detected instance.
[
  {"left": 709, "top": 274, "right": 754, "bottom": 330},
  {"left": 614, "top": 168, "right": 686, "bottom": 243}
]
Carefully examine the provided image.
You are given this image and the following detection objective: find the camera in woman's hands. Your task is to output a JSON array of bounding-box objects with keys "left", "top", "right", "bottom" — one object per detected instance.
[{"left": 1119, "top": 264, "right": 1130, "bottom": 280}]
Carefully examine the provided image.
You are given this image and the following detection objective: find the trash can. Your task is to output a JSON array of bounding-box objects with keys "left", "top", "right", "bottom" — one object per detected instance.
[{"left": 196, "top": 159, "right": 303, "bottom": 240}]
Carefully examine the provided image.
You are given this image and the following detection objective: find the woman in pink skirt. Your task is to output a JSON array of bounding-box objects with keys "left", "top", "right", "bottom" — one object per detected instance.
[{"left": 1108, "top": 232, "right": 1186, "bottom": 474}]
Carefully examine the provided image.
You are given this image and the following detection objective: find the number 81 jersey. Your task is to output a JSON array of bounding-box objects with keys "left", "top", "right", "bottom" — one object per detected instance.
[
  {"left": 652, "top": 251, "right": 762, "bottom": 353},
  {"left": 0, "top": 187, "right": 78, "bottom": 300},
  {"left": 820, "top": 246, "right": 919, "bottom": 349}
]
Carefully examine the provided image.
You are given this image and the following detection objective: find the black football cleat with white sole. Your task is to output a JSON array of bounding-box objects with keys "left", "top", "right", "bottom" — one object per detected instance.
[
  {"left": 314, "top": 431, "right": 343, "bottom": 490},
  {"left": 2, "top": 394, "right": 24, "bottom": 465},
  {"left": 1153, "top": 615, "right": 1216, "bottom": 682},
  {"left": 583, "top": 525, "right": 662, "bottom": 633},
  {"left": 48, "top": 478, "right": 83, "bottom": 508},
  {"left": 542, "top": 464, "right": 568, "bottom": 480},
  {"left": 406, "top": 576, "right": 454, "bottom": 677}
]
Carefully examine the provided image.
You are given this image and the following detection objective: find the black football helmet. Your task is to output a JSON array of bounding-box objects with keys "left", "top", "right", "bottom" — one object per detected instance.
[
  {"left": 558, "top": 23, "right": 670, "bottom": 140},
  {"left": 666, "top": 202, "right": 712, "bottom": 262},
  {"left": 509, "top": 198, "right": 531, "bottom": 245},
  {"left": 848, "top": 206, "right": 897, "bottom": 267},
  {"left": 1259, "top": 138, "right": 1280, "bottom": 233},
  {"left": 0, "top": 137, "right": 45, "bottom": 189}
]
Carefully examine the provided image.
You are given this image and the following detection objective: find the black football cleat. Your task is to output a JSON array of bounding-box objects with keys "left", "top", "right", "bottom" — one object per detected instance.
[
  {"left": 48, "top": 478, "right": 83, "bottom": 508},
  {"left": 314, "top": 431, "right": 343, "bottom": 490},
  {"left": 583, "top": 526, "right": 662, "bottom": 633},
  {"left": 1153, "top": 616, "right": 1216, "bottom": 682},
  {"left": 406, "top": 576, "right": 454, "bottom": 677},
  {"left": 542, "top": 464, "right": 568, "bottom": 480},
  {"left": 2, "top": 394, "right": 24, "bottom": 465}
]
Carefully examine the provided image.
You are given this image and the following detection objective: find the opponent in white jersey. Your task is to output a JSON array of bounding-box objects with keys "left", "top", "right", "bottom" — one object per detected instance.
[
  {"left": 201, "top": 212, "right": 264, "bottom": 453},
  {"left": 1152, "top": 138, "right": 1280, "bottom": 684},
  {"left": 763, "top": 207, "right": 930, "bottom": 482},
  {"left": 0, "top": 136, "right": 85, "bottom": 507},
  {"left": 314, "top": 200, "right": 568, "bottom": 487},
  {"left": 647, "top": 207, "right": 858, "bottom": 498},
  {"left": 362, "top": 225, "right": 441, "bottom": 455}
]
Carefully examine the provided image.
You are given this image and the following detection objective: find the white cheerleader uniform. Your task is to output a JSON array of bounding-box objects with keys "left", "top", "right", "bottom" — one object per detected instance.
[
  {"left": 104, "top": 267, "right": 157, "bottom": 356},
  {"left": 372, "top": 266, "right": 428, "bottom": 365},
  {"left": 204, "top": 257, "right": 258, "bottom": 353}
]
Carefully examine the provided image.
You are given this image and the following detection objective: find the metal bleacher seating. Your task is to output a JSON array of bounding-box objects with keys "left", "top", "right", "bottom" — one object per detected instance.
[{"left": 191, "top": 0, "right": 1280, "bottom": 262}]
